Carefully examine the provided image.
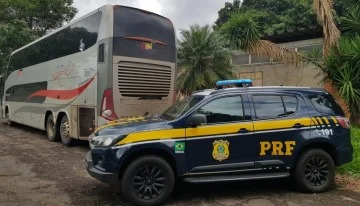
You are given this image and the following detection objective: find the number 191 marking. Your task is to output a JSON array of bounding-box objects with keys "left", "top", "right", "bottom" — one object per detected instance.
[{"left": 315, "top": 129, "right": 334, "bottom": 136}]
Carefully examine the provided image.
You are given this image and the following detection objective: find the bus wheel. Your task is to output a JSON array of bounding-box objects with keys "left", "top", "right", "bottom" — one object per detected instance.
[
  {"left": 60, "top": 115, "right": 72, "bottom": 146},
  {"left": 5, "top": 108, "right": 12, "bottom": 126},
  {"left": 46, "top": 114, "right": 59, "bottom": 142}
]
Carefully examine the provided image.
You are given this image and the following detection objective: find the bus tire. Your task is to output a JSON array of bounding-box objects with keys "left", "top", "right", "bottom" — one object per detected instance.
[
  {"left": 60, "top": 115, "right": 72, "bottom": 146},
  {"left": 5, "top": 108, "right": 13, "bottom": 126},
  {"left": 46, "top": 114, "right": 59, "bottom": 142},
  {"left": 122, "top": 155, "right": 175, "bottom": 206}
]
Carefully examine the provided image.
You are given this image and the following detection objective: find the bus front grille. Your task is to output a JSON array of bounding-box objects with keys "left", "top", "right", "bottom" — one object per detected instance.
[{"left": 117, "top": 61, "right": 172, "bottom": 99}]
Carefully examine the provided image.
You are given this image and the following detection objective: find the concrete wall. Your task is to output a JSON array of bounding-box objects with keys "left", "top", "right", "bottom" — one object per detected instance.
[
  {"left": 232, "top": 38, "right": 325, "bottom": 88},
  {"left": 233, "top": 63, "right": 324, "bottom": 87}
]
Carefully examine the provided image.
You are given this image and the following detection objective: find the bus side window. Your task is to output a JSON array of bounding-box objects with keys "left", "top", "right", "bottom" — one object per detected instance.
[{"left": 98, "top": 43, "right": 104, "bottom": 63}]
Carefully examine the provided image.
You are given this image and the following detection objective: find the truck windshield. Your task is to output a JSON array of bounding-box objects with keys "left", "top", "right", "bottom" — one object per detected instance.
[{"left": 160, "top": 95, "right": 205, "bottom": 120}]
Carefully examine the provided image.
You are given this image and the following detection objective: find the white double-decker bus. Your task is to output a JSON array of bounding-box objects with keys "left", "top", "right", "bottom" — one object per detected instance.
[{"left": 1, "top": 5, "right": 176, "bottom": 146}]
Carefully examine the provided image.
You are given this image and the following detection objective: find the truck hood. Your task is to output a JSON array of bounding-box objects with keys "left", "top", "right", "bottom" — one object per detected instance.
[{"left": 94, "top": 116, "right": 169, "bottom": 136}]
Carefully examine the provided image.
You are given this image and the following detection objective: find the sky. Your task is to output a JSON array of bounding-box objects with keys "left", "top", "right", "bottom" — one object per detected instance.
[{"left": 72, "top": 0, "right": 230, "bottom": 36}]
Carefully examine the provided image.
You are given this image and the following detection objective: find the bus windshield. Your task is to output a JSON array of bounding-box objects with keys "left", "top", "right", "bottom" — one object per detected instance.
[
  {"left": 160, "top": 95, "right": 205, "bottom": 120},
  {"left": 113, "top": 6, "right": 176, "bottom": 62}
]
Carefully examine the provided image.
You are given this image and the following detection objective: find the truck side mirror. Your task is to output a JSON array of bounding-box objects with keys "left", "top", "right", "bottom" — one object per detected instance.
[{"left": 187, "top": 114, "right": 207, "bottom": 128}]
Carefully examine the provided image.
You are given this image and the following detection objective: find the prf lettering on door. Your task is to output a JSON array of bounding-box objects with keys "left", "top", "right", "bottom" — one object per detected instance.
[{"left": 260, "top": 141, "right": 296, "bottom": 156}]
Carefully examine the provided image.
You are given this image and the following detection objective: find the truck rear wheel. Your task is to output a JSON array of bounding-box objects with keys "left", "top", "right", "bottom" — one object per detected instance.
[
  {"left": 294, "top": 149, "right": 335, "bottom": 193},
  {"left": 122, "top": 155, "right": 175, "bottom": 206}
]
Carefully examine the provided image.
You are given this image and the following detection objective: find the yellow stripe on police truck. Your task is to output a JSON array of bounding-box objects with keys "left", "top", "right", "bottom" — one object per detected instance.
[
  {"left": 316, "top": 117, "right": 324, "bottom": 125},
  {"left": 117, "top": 129, "right": 185, "bottom": 145},
  {"left": 322, "top": 116, "right": 330, "bottom": 125},
  {"left": 254, "top": 117, "right": 311, "bottom": 131}
]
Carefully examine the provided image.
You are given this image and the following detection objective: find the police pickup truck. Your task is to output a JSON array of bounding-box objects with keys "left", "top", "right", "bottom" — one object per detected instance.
[{"left": 86, "top": 86, "right": 353, "bottom": 206}]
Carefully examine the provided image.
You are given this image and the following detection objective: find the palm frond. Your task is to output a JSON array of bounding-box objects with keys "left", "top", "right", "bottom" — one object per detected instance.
[
  {"left": 342, "top": 5, "right": 360, "bottom": 36},
  {"left": 313, "top": 0, "right": 340, "bottom": 53},
  {"left": 220, "top": 12, "right": 303, "bottom": 65},
  {"left": 249, "top": 40, "right": 302, "bottom": 65}
]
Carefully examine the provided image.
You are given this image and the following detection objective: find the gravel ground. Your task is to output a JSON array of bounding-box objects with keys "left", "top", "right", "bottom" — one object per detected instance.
[{"left": 0, "top": 122, "right": 360, "bottom": 206}]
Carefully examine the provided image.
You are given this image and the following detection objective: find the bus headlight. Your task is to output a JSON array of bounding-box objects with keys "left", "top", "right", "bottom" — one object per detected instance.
[{"left": 89, "top": 135, "right": 125, "bottom": 148}]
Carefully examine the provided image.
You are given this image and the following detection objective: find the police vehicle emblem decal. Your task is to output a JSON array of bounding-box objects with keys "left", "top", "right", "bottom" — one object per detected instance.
[
  {"left": 174, "top": 142, "right": 185, "bottom": 154},
  {"left": 212, "top": 140, "right": 229, "bottom": 161}
]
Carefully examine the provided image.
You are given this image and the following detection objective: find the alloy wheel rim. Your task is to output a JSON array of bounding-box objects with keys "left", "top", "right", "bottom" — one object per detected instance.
[
  {"left": 132, "top": 165, "right": 166, "bottom": 200},
  {"left": 304, "top": 156, "right": 329, "bottom": 186}
]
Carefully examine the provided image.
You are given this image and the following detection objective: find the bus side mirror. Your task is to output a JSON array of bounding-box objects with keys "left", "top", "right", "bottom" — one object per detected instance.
[{"left": 187, "top": 114, "right": 207, "bottom": 128}]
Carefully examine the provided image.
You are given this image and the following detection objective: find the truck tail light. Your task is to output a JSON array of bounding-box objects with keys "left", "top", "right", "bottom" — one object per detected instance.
[{"left": 336, "top": 117, "right": 350, "bottom": 129}]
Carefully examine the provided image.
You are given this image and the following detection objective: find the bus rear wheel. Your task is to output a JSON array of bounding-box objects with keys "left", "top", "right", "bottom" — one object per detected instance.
[
  {"left": 60, "top": 115, "right": 72, "bottom": 146},
  {"left": 46, "top": 114, "right": 59, "bottom": 142}
]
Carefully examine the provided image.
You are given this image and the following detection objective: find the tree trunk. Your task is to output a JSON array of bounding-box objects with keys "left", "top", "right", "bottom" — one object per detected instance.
[{"left": 323, "top": 81, "right": 351, "bottom": 118}]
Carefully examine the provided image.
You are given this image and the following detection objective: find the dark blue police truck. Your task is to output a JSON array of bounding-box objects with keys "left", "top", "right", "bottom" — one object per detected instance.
[{"left": 86, "top": 86, "right": 353, "bottom": 206}]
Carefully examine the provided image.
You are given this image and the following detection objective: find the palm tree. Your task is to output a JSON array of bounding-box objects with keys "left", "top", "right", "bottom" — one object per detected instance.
[
  {"left": 321, "top": 0, "right": 360, "bottom": 123},
  {"left": 177, "top": 24, "right": 234, "bottom": 95},
  {"left": 322, "top": 36, "right": 360, "bottom": 124},
  {"left": 220, "top": 0, "right": 340, "bottom": 63},
  {"left": 313, "top": 0, "right": 340, "bottom": 54}
]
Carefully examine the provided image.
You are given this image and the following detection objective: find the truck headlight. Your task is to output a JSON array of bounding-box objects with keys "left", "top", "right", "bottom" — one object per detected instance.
[{"left": 89, "top": 134, "right": 125, "bottom": 148}]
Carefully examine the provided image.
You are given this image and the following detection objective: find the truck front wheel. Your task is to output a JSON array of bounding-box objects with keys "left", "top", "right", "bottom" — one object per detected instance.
[{"left": 121, "top": 155, "right": 175, "bottom": 206}]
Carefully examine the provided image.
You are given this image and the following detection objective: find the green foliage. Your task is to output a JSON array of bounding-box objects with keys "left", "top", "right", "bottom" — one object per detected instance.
[
  {"left": 0, "top": 20, "right": 38, "bottom": 73},
  {"left": 265, "top": 2, "right": 317, "bottom": 35},
  {"left": 0, "top": 0, "right": 77, "bottom": 35},
  {"left": 323, "top": 36, "right": 360, "bottom": 123},
  {"left": 214, "top": 0, "right": 241, "bottom": 29},
  {"left": 338, "top": 126, "right": 360, "bottom": 178},
  {"left": 220, "top": 12, "right": 260, "bottom": 50},
  {"left": 0, "top": 0, "right": 77, "bottom": 73},
  {"left": 341, "top": 5, "right": 360, "bottom": 36},
  {"left": 177, "top": 24, "right": 235, "bottom": 95},
  {"left": 214, "top": 0, "right": 318, "bottom": 36}
]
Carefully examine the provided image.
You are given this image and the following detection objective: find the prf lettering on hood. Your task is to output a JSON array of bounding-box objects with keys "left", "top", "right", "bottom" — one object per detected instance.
[{"left": 260, "top": 141, "right": 296, "bottom": 156}]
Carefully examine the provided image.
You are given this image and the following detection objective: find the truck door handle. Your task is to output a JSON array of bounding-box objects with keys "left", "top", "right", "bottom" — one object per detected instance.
[
  {"left": 238, "top": 128, "right": 249, "bottom": 133},
  {"left": 293, "top": 123, "right": 304, "bottom": 128}
]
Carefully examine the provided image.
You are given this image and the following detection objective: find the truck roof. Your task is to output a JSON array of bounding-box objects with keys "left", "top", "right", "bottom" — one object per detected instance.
[{"left": 193, "top": 86, "right": 327, "bottom": 96}]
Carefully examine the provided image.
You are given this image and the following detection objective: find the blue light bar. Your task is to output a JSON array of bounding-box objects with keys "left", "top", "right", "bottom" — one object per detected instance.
[{"left": 216, "top": 79, "right": 252, "bottom": 86}]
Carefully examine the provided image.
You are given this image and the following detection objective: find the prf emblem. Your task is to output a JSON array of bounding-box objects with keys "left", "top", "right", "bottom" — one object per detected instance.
[{"left": 212, "top": 140, "right": 230, "bottom": 161}]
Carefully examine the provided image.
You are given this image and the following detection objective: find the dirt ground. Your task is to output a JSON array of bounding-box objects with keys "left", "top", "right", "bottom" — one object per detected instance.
[{"left": 0, "top": 122, "right": 360, "bottom": 206}]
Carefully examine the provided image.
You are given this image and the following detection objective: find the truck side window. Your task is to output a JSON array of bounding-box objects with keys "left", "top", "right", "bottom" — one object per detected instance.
[
  {"left": 196, "top": 96, "right": 244, "bottom": 124},
  {"left": 282, "top": 95, "right": 298, "bottom": 114},
  {"left": 253, "top": 95, "right": 286, "bottom": 119}
]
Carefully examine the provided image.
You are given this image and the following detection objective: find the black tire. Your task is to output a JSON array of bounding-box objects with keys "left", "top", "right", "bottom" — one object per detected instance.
[
  {"left": 5, "top": 108, "right": 12, "bottom": 126},
  {"left": 60, "top": 115, "right": 72, "bottom": 146},
  {"left": 46, "top": 114, "right": 60, "bottom": 142},
  {"left": 294, "top": 149, "right": 335, "bottom": 193},
  {"left": 122, "top": 156, "right": 175, "bottom": 206}
]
